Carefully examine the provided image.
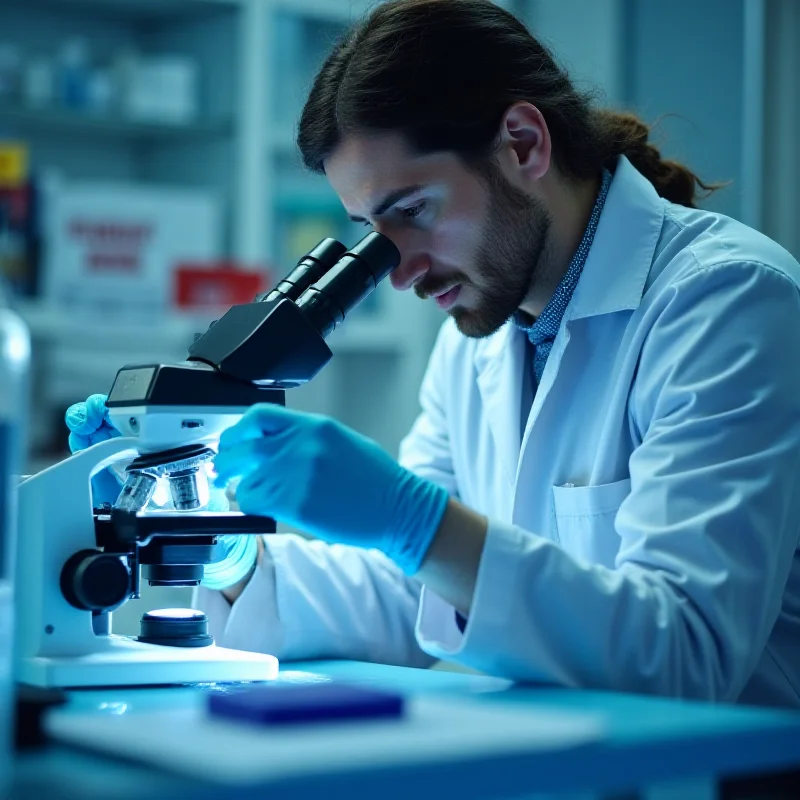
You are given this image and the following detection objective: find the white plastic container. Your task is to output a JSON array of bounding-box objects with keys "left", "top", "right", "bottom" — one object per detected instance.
[
  {"left": 0, "top": 300, "right": 30, "bottom": 788},
  {"left": 124, "top": 56, "right": 198, "bottom": 124}
]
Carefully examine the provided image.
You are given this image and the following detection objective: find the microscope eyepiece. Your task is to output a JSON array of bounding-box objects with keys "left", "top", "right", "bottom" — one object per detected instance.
[
  {"left": 295, "top": 231, "right": 401, "bottom": 338},
  {"left": 263, "top": 237, "right": 347, "bottom": 303}
]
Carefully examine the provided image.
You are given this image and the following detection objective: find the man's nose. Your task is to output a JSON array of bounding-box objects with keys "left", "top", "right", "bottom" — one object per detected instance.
[
  {"left": 372, "top": 223, "right": 429, "bottom": 291},
  {"left": 389, "top": 254, "right": 430, "bottom": 291}
]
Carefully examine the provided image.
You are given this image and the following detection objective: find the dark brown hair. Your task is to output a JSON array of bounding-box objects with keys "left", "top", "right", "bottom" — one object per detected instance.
[{"left": 298, "top": 0, "right": 719, "bottom": 208}]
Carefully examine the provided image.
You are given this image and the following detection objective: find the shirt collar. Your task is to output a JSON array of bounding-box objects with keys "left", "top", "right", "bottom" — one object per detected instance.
[
  {"left": 515, "top": 168, "right": 612, "bottom": 344},
  {"left": 566, "top": 155, "right": 665, "bottom": 320}
]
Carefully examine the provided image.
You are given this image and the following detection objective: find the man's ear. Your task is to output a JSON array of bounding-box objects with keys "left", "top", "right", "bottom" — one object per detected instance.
[{"left": 495, "top": 101, "right": 551, "bottom": 183}]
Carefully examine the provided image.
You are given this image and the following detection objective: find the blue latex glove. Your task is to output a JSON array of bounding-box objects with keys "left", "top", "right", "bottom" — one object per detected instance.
[
  {"left": 213, "top": 404, "right": 450, "bottom": 575},
  {"left": 66, "top": 393, "right": 119, "bottom": 453},
  {"left": 65, "top": 393, "right": 123, "bottom": 504}
]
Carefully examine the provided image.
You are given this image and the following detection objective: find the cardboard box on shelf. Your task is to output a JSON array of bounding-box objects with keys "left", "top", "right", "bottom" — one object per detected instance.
[{"left": 42, "top": 180, "right": 221, "bottom": 321}]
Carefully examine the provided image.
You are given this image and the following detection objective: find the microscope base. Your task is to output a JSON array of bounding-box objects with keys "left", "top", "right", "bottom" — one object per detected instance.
[{"left": 18, "top": 635, "right": 279, "bottom": 688}]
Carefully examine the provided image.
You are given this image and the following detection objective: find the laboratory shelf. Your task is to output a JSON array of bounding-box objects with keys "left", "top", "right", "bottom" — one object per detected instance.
[
  {"left": 0, "top": 103, "right": 234, "bottom": 143},
  {"left": 13, "top": 300, "right": 409, "bottom": 357},
  {"left": 13, "top": 300, "right": 212, "bottom": 351},
  {"left": 4, "top": 0, "right": 440, "bottom": 461},
  {"left": 274, "top": 188, "right": 346, "bottom": 215},
  {"left": 271, "top": 0, "right": 372, "bottom": 23},
  {"left": 21, "top": 0, "right": 240, "bottom": 24}
]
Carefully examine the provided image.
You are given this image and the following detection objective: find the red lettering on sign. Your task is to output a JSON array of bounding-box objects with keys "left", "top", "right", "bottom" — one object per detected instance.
[{"left": 68, "top": 218, "right": 153, "bottom": 274}]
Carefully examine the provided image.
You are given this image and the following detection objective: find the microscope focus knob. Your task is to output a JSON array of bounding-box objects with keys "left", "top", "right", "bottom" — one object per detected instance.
[{"left": 60, "top": 550, "right": 131, "bottom": 612}]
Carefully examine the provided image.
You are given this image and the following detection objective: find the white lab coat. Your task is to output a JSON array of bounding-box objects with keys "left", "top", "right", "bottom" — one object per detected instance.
[{"left": 196, "top": 156, "right": 800, "bottom": 707}]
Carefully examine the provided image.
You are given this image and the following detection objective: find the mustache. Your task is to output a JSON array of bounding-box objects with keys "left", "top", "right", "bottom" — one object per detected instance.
[{"left": 414, "top": 274, "right": 467, "bottom": 300}]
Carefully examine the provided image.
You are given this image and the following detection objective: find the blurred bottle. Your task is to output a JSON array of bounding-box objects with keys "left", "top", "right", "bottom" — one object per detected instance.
[
  {"left": 86, "top": 65, "right": 114, "bottom": 115},
  {"left": 111, "top": 47, "right": 139, "bottom": 118},
  {"left": 0, "top": 297, "right": 29, "bottom": 792},
  {"left": 56, "top": 39, "right": 90, "bottom": 110}
]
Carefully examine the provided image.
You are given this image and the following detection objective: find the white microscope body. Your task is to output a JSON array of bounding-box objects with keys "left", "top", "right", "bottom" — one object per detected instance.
[{"left": 15, "top": 405, "right": 279, "bottom": 689}]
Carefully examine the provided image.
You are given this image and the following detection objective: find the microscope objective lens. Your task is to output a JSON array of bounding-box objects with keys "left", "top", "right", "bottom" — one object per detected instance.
[
  {"left": 168, "top": 469, "right": 204, "bottom": 510},
  {"left": 114, "top": 471, "right": 157, "bottom": 513}
]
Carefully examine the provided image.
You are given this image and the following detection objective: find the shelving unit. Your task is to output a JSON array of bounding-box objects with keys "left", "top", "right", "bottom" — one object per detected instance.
[
  {"left": 0, "top": 102, "right": 233, "bottom": 142},
  {"left": 0, "top": 0, "right": 448, "bottom": 463},
  {"left": 271, "top": 0, "right": 371, "bottom": 20},
  {"left": 13, "top": 296, "right": 409, "bottom": 357}
]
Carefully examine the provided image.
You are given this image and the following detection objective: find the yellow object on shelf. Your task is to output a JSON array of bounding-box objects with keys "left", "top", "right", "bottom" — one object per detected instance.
[
  {"left": 284, "top": 215, "right": 337, "bottom": 263},
  {"left": 0, "top": 142, "right": 28, "bottom": 188}
]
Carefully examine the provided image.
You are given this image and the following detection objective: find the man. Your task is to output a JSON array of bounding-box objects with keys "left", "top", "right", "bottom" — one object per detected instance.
[{"left": 67, "top": 0, "right": 800, "bottom": 706}]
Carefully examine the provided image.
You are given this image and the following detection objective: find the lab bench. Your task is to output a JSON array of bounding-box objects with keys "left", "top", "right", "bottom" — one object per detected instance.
[{"left": 11, "top": 660, "right": 800, "bottom": 800}]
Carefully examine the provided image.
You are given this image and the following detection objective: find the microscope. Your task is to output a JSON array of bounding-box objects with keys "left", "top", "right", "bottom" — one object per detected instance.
[{"left": 15, "top": 232, "right": 400, "bottom": 689}]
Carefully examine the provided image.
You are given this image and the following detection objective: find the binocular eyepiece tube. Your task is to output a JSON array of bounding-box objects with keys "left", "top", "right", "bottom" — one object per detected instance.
[
  {"left": 263, "top": 238, "right": 348, "bottom": 304},
  {"left": 294, "top": 232, "right": 401, "bottom": 338},
  {"left": 262, "top": 231, "right": 401, "bottom": 338}
]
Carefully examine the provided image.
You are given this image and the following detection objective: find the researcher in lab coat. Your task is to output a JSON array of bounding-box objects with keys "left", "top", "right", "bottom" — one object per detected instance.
[{"left": 67, "top": 0, "right": 800, "bottom": 707}]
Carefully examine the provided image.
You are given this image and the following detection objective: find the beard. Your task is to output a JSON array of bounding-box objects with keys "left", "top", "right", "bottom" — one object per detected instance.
[{"left": 416, "top": 166, "right": 552, "bottom": 338}]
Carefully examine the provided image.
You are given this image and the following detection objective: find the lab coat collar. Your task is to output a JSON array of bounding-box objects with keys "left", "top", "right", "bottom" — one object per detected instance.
[
  {"left": 567, "top": 155, "right": 664, "bottom": 320},
  {"left": 472, "top": 157, "right": 665, "bottom": 483}
]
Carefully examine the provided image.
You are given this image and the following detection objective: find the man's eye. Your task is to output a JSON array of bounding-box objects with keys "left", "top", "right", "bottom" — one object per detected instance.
[{"left": 402, "top": 202, "right": 426, "bottom": 220}]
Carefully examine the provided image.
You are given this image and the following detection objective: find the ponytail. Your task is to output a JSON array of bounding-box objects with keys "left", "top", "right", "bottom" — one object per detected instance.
[{"left": 592, "top": 111, "right": 722, "bottom": 208}]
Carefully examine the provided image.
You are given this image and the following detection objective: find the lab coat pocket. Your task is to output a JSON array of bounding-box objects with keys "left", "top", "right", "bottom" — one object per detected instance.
[{"left": 552, "top": 478, "right": 631, "bottom": 568}]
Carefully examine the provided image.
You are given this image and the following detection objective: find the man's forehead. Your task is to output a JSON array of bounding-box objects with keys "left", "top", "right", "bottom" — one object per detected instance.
[
  {"left": 326, "top": 132, "right": 415, "bottom": 177},
  {"left": 325, "top": 133, "right": 453, "bottom": 209}
]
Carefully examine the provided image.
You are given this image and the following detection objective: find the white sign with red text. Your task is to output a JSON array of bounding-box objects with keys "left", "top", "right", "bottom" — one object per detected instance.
[{"left": 43, "top": 181, "right": 221, "bottom": 320}]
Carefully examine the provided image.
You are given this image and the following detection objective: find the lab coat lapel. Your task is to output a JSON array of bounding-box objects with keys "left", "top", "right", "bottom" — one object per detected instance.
[
  {"left": 520, "top": 322, "right": 569, "bottom": 453},
  {"left": 475, "top": 324, "right": 527, "bottom": 487},
  {"left": 515, "top": 155, "right": 663, "bottom": 489}
]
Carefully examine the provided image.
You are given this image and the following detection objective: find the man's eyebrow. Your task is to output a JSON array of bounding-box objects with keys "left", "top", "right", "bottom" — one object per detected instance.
[{"left": 348, "top": 185, "right": 423, "bottom": 223}]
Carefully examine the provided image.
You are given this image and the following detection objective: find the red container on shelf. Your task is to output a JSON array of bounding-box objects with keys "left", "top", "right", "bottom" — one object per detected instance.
[{"left": 174, "top": 261, "right": 271, "bottom": 309}]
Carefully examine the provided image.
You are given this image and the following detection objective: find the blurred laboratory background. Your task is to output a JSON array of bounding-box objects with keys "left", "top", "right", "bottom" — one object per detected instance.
[{"left": 0, "top": 0, "right": 797, "bottom": 628}]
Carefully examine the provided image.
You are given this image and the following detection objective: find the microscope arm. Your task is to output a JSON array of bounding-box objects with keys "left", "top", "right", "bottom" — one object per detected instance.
[{"left": 20, "top": 436, "right": 140, "bottom": 505}]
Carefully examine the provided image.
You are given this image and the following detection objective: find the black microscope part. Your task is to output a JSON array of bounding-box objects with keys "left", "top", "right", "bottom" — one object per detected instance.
[
  {"left": 138, "top": 535, "right": 219, "bottom": 586},
  {"left": 186, "top": 297, "right": 334, "bottom": 386},
  {"left": 126, "top": 444, "right": 213, "bottom": 472},
  {"left": 138, "top": 609, "right": 214, "bottom": 648},
  {"left": 296, "top": 231, "right": 401, "bottom": 337},
  {"left": 142, "top": 563, "right": 205, "bottom": 587},
  {"left": 106, "top": 360, "right": 285, "bottom": 407},
  {"left": 263, "top": 237, "right": 348, "bottom": 303},
  {"left": 60, "top": 549, "right": 131, "bottom": 612},
  {"left": 90, "top": 512, "right": 273, "bottom": 592},
  {"left": 184, "top": 230, "right": 400, "bottom": 386}
]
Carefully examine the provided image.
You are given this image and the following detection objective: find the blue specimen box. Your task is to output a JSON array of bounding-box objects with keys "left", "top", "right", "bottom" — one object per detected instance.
[{"left": 207, "top": 681, "right": 405, "bottom": 727}]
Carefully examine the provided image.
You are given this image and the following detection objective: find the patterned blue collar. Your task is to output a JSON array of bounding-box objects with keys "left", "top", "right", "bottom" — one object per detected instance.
[
  {"left": 514, "top": 168, "right": 612, "bottom": 384},
  {"left": 516, "top": 168, "right": 612, "bottom": 342}
]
